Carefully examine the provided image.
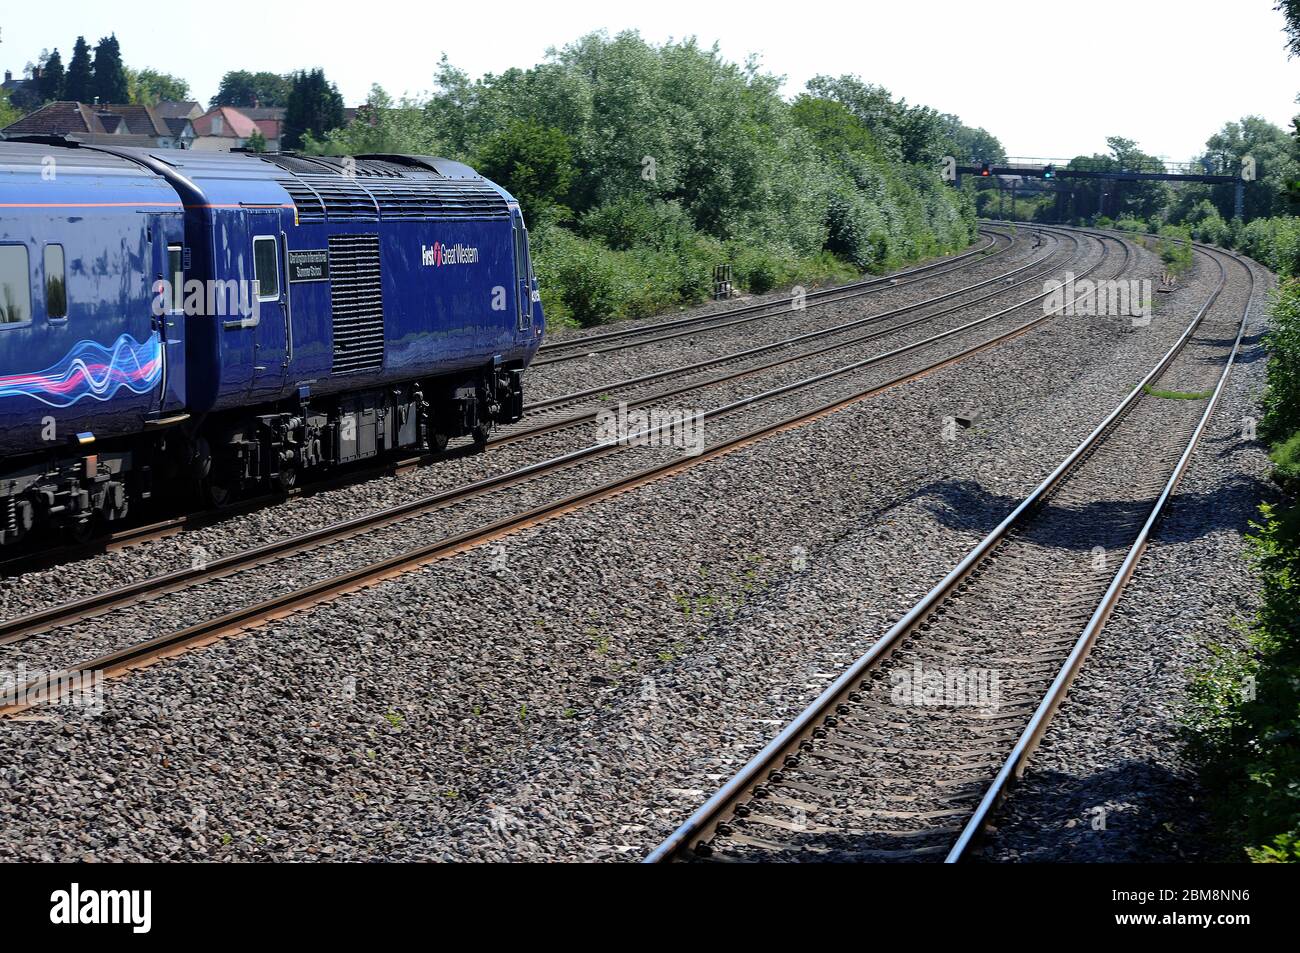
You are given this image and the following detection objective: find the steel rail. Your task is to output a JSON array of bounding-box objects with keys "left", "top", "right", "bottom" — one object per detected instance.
[
  {"left": 0, "top": 230, "right": 1108, "bottom": 644},
  {"left": 537, "top": 228, "right": 1009, "bottom": 355},
  {"left": 532, "top": 230, "right": 1025, "bottom": 366},
  {"left": 1, "top": 232, "right": 1121, "bottom": 713},
  {"left": 526, "top": 229, "right": 1070, "bottom": 413},
  {"left": 944, "top": 240, "right": 1257, "bottom": 861},
  {"left": 0, "top": 228, "right": 1033, "bottom": 578},
  {"left": 644, "top": 232, "right": 1234, "bottom": 863}
]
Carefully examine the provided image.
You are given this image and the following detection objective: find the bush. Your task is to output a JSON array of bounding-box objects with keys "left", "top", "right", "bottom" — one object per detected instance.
[
  {"left": 1261, "top": 278, "right": 1300, "bottom": 442},
  {"left": 1186, "top": 502, "right": 1300, "bottom": 861}
]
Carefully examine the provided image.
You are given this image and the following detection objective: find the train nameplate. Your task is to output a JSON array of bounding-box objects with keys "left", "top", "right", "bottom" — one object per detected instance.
[{"left": 288, "top": 249, "right": 330, "bottom": 283}]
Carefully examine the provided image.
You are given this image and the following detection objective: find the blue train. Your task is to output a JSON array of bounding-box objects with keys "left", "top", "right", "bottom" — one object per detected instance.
[{"left": 0, "top": 138, "right": 543, "bottom": 545}]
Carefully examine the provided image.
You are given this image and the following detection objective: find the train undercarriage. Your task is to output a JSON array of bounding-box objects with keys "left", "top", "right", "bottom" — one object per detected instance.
[{"left": 0, "top": 362, "right": 525, "bottom": 548}]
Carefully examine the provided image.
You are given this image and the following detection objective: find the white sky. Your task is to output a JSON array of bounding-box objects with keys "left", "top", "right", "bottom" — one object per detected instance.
[{"left": 2, "top": 0, "right": 1298, "bottom": 161}]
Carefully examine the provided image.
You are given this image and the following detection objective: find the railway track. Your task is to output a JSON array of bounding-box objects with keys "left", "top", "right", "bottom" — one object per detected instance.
[
  {"left": 644, "top": 237, "right": 1255, "bottom": 864},
  {"left": 534, "top": 228, "right": 1012, "bottom": 363},
  {"left": 0, "top": 229, "right": 1125, "bottom": 714},
  {"left": 0, "top": 226, "right": 1050, "bottom": 577},
  {"left": 501, "top": 227, "right": 1077, "bottom": 442}
]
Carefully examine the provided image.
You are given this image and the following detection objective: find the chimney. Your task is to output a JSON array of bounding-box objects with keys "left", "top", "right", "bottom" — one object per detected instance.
[{"left": 3, "top": 71, "right": 11, "bottom": 84}]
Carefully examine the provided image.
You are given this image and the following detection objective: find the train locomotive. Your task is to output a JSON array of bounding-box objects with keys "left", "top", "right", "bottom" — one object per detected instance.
[{"left": 0, "top": 138, "right": 543, "bottom": 546}]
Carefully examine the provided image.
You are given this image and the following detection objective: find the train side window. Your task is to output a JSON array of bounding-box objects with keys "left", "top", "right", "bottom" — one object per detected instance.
[
  {"left": 167, "top": 244, "right": 184, "bottom": 313},
  {"left": 0, "top": 245, "right": 32, "bottom": 325},
  {"left": 512, "top": 223, "right": 525, "bottom": 281},
  {"left": 523, "top": 227, "right": 534, "bottom": 287},
  {"left": 44, "top": 244, "right": 67, "bottom": 320},
  {"left": 253, "top": 236, "right": 280, "bottom": 301}
]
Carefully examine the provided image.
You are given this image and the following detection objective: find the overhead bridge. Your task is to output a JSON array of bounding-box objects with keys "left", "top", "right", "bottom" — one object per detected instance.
[
  {"left": 951, "top": 155, "right": 1256, "bottom": 218},
  {"left": 956, "top": 155, "right": 1246, "bottom": 184}
]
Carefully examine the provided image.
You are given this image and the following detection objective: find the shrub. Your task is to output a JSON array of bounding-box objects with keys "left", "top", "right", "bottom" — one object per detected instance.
[
  {"left": 1185, "top": 502, "right": 1300, "bottom": 861},
  {"left": 1261, "top": 278, "right": 1300, "bottom": 442}
]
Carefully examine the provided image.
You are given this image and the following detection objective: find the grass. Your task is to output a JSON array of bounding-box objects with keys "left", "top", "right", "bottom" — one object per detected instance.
[{"left": 1142, "top": 383, "right": 1214, "bottom": 400}]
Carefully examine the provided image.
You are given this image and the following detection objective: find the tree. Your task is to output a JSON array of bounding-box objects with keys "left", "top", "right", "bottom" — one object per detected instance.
[
  {"left": 940, "top": 114, "right": 1006, "bottom": 163},
  {"left": 38, "top": 49, "right": 64, "bottom": 103},
  {"left": 130, "top": 68, "right": 190, "bottom": 105},
  {"left": 65, "top": 37, "right": 92, "bottom": 103},
  {"left": 805, "top": 74, "right": 904, "bottom": 159},
  {"left": 315, "top": 85, "right": 440, "bottom": 156},
  {"left": 210, "top": 70, "right": 292, "bottom": 108},
  {"left": 245, "top": 129, "right": 268, "bottom": 153},
  {"left": 0, "top": 88, "right": 20, "bottom": 128},
  {"left": 1202, "top": 117, "right": 1297, "bottom": 220},
  {"left": 790, "top": 96, "right": 881, "bottom": 161},
  {"left": 91, "top": 34, "right": 128, "bottom": 104},
  {"left": 1278, "top": 0, "right": 1300, "bottom": 56},
  {"left": 475, "top": 120, "right": 576, "bottom": 217},
  {"left": 282, "top": 69, "right": 344, "bottom": 150}
]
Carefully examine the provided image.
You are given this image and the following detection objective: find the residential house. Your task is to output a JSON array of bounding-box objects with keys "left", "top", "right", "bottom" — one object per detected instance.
[
  {"left": 192, "top": 105, "right": 283, "bottom": 152},
  {"left": 0, "top": 100, "right": 186, "bottom": 148}
]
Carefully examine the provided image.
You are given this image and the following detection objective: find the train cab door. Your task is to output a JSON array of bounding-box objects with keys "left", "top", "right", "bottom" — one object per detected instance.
[
  {"left": 148, "top": 210, "right": 187, "bottom": 417},
  {"left": 245, "top": 209, "right": 289, "bottom": 402},
  {"left": 511, "top": 208, "right": 534, "bottom": 337}
]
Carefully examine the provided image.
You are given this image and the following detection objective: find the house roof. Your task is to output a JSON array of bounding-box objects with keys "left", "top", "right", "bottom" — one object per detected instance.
[
  {"left": 163, "top": 117, "right": 195, "bottom": 138},
  {"left": 240, "top": 106, "right": 286, "bottom": 121},
  {"left": 154, "top": 100, "right": 202, "bottom": 120},
  {"left": 193, "top": 106, "right": 260, "bottom": 139},
  {"left": 1, "top": 101, "right": 172, "bottom": 139}
]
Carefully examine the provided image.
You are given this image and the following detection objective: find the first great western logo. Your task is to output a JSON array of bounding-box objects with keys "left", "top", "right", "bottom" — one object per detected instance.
[{"left": 421, "top": 241, "right": 479, "bottom": 267}]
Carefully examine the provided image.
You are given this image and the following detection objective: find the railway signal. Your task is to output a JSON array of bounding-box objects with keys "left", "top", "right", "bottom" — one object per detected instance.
[
  {"left": 1043, "top": 164, "right": 1055, "bottom": 179},
  {"left": 979, "top": 162, "right": 991, "bottom": 177}
]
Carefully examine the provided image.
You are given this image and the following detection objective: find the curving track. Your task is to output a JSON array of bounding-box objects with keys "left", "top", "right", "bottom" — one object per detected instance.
[
  {"left": 645, "top": 234, "right": 1255, "bottom": 863},
  {"left": 0, "top": 227, "right": 1123, "bottom": 714}
]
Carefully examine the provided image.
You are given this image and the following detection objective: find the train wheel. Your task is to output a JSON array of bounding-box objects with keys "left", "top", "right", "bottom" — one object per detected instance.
[{"left": 204, "top": 479, "right": 237, "bottom": 509}]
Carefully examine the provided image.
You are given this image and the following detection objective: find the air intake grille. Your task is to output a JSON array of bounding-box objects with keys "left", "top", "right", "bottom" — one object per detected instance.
[
  {"left": 278, "top": 179, "right": 325, "bottom": 223},
  {"left": 298, "top": 175, "right": 381, "bottom": 222},
  {"left": 366, "top": 179, "right": 508, "bottom": 220},
  {"left": 276, "top": 170, "right": 508, "bottom": 222},
  {"left": 328, "top": 234, "right": 385, "bottom": 374}
]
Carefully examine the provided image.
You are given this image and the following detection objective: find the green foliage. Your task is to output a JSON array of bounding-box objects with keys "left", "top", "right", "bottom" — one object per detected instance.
[
  {"left": 320, "top": 31, "right": 974, "bottom": 325},
  {"left": 1185, "top": 259, "right": 1300, "bottom": 860},
  {"left": 1156, "top": 224, "right": 1193, "bottom": 275},
  {"left": 210, "top": 71, "right": 292, "bottom": 109},
  {"left": 313, "top": 86, "right": 440, "bottom": 156},
  {"left": 1261, "top": 278, "right": 1300, "bottom": 442},
  {"left": 283, "top": 69, "right": 344, "bottom": 151},
  {"left": 1269, "top": 429, "right": 1300, "bottom": 490},
  {"left": 129, "top": 68, "right": 190, "bottom": 106},
  {"left": 476, "top": 120, "right": 576, "bottom": 219},
  {"left": 790, "top": 96, "right": 881, "bottom": 161},
  {"left": 38, "top": 49, "right": 65, "bottom": 103},
  {"left": 90, "top": 34, "right": 128, "bottom": 105},
  {"left": 64, "top": 37, "right": 92, "bottom": 103},
  {"left": 1185, "top": 501, "right": 1300, "bottom": 861},
  {"left": 0, "top": 88, "right": 20, "bottom": 129},
  {"left": 245, "top": 129, "right": 268, "bottom": 154}
]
